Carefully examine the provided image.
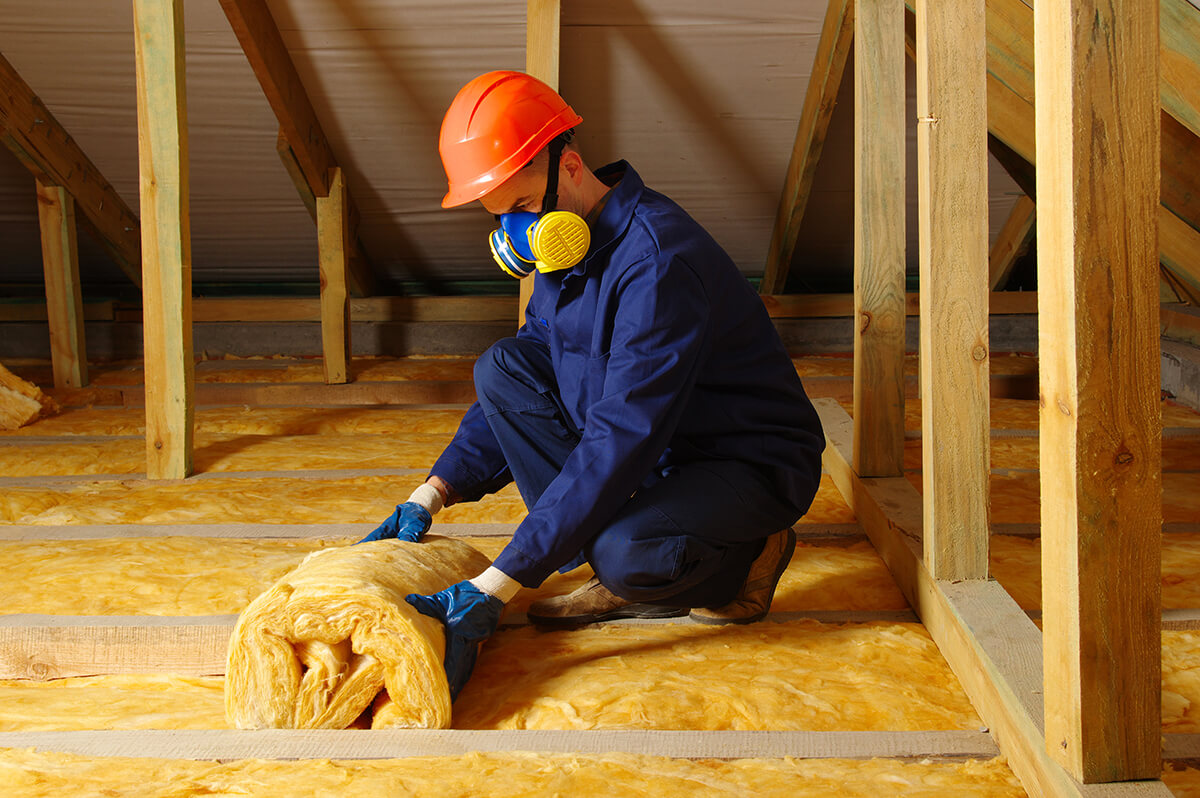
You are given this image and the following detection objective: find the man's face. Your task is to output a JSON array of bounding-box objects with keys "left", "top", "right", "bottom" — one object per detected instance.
[{"left": 480, "top": 158, "right": 548, "bottom": 217}]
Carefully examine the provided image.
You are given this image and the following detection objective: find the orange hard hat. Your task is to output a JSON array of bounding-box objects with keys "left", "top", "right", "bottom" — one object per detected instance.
[{"left": 439, "top": 71, "right": 583, "bottom": 208}]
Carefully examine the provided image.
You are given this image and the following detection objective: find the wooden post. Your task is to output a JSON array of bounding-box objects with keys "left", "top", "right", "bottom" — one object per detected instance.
[
  {"left": 35, "top": 179, "right": 88, "bottom": 389},
  {"left": 1036, "top": 0, "right": 1162, "bottom": 782},
  {"left": 318, "top": 167, "right": 351, "bottom": 385},
  {"left": 519, "top": 0, "right": 561, "bottom": 329},
  {"left": 852, "top": 0, "right": 905, "bottom": 478},
  {"left": 133, "top": 0, "right": 194, "bottom": 480},
  {"left": 915, "top": 0, "right": 990, "bottom": 580}
]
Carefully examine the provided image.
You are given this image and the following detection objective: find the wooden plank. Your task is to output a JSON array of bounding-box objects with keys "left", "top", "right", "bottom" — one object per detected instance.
[
  {"left": 0, "top": 522, "right": 518, "bottom": 541},
  {"left": 1035, "top": 0, "right": 1163, "bottom": 781},
  {"left": 761, "top": 291, "right": 1038, "bottom": 319},
  {"left": 915, "top": 0, "right": 991, "bottom": 580},
  {"left": 0, "top": 301, "right": 113, "bottom": 323},
  {"left": 1162, "top": 305, "right": 1200, "bottom": 348},
  {"left": 134, "top": 0, "right": 195, "bottom": 481},
  {"left": 519, "top": 0, "right": 562, "bottom": 329},
  {"left": 815, "top": 399, "right": 1172, "bottom": 798},
  {"left": 988, "top": 195, "right": 1035, "bottom": 291},
  {"left": 35, "top": 179, "right": 88, "bottom": 389},
  {"left": 852, "top": 0, "right": 907, "bottom": 478},
  {"left": 1159, "top": 206, "right": 1200, "bottom": 296},
  {"left": 121, "top": 295, "right": 521, "bottom": 323},
  {"left": 317, "top": 167, "right": 351, "bottom": 385},
  {"left": 1160, "top": 0, "right": 1200, "bottom": 139},
  {"left": 0, "top": 52, "right": 141, "bottom": 287},
  {"left": 217, "top": 0, "right": 332, "bottom": 197},
  {"left": 120, "top": 380, "right": 476, "bottom": 407},
  {"left": 0, "top": 615, "right": 231, "bottom": 679},
  {"left": 218, "top": 0, "right": 375, "bottom": 297},
  {"left": 761, "top": 0, "right": 855, "bottom": 295},
  {"left": 0, "top": 728, "right": 1000, "bottom": 761},
  {"left": 274, "top": 129, "right": 375, "bottom": 298}
]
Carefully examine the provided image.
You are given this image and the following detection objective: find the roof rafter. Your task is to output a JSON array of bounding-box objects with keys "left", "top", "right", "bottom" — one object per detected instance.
[
  {"left": 908, "top": 0, "right": 1200, "bottom": 297},
  {"left": 0, "top": 50, "right": 141, "bottom": 288},
  {"left": 760, "top": 0, "right": 854, "bottom": 295},
  {"left": 218, "top": 0, "right": 376, "bottom": 297}
]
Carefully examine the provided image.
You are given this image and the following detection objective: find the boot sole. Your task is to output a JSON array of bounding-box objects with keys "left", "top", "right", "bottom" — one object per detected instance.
[
  {"left": 528, "top": 603, "right": 690, "bottom": 628},
  {"left": 689, "top": 528, "right": 797, "bottom": 626}
]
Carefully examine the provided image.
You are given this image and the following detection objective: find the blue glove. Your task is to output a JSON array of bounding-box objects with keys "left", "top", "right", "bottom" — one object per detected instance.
[
  {"left": 358, "top": 502, "right": 432, "bottom": 544},
  {"left": 406, "top": 581, "right": 504, "bottom": 701}
]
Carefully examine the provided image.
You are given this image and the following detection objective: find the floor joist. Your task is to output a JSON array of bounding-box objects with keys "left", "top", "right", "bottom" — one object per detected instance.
[{"left": 0, "top": 728, "right": 1000, "bottom": 762}]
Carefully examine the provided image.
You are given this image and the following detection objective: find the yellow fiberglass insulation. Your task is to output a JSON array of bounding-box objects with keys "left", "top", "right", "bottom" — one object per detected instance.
[
  {"left": 225, "top": 536, "right": 491, "bottom": 730},
  {"left": 0, "top": 473, "right": 853, "bottom": 527},
  {"left": 0, "top": 536, "right": 907, "bottom": 618},
  {"left": 0, "top": 748, "right": 1028, "bottom": 798},
  {"left": 0, "top": 622, "right": 979, "bottom": 734},
  {"left": 452, "top": 620, "right": 983, "bottom": 732}
]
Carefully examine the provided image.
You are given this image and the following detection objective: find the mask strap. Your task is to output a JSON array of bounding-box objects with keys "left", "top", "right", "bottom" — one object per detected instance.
[{"left": 541, "top": 130, "right": 573, "bottom": 214}]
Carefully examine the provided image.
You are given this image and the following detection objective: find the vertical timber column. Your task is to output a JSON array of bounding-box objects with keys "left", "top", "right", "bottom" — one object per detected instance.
[
  {"left": 1036, "top": 0, "right": 1162, "bottom": 782},
  {"left": 853, "top": 0, "right": 906, "bottom": 477},
  {"left": 521, "top": 0, "right": 560, "bottom": 328},
  {"left": 134, "top": 0, "right": 194, "bottom": 480},
  {"left": 916, "top": 0, "right": 990, "bottom": 579},
  {"left": 35, "top": 179, "right": 89, "bottom": 388},
  {"left": 318, "top": 166, "right": 351, "bottom": 385}
]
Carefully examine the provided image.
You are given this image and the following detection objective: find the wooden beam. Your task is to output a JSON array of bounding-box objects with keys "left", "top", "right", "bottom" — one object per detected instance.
[
  {"left": 35, "top": 179, "right": 88, "bottom": 389},
  {"left": 317, "top": 167, "right": 351, "bottom": 385},
  {"left": 134, "top": 0, "right": 195, "bottom": 481},
  {"left": 218, "top": 0, "right": 376, "bottom": 297},
  {"left": 1160, "top": 0, "right": 1200, "bottom": 139},
  {"left": 1035, "top": 0, "right": 1162, "bottom": 782},
  {"left": 852, "top": 0, "right": 906, "bottom": 478},
  {"left": 519, "top": 0, "right": 561, "bottom": 329},
  {"left": 761, "top": 0, "right": 854, "bottom": 295},
  {"left": 0, "top": 728, "right": 1000, "bottom": 761},
  {"left": 1159, "top": 206, "right": 1200, "bottom": 296},
  {"left": 988, "top": 195, "right": 1035, "bottom": 291},
  {"left": 915, "top": 0, "right": 990, "bottom": 580},
  {"left": 1162, "top": 304, "right": 1200, "bottom": 347},
  {"left": 218, "top": 0, "right": 332, "bottom": 196},
  {"left": 815, "top": 399, "right": 1173, "bottom": 798},
  {"left": 0, "top": 51, "right": 141, "bottom": 287}
]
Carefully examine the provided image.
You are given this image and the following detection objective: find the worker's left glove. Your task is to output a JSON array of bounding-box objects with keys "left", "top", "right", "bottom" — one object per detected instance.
[
  {"left": 406, "top": 581, "right": 505, "bottom": 701},
  {"left": 358, "top": 483, "right": 444, "bottom": 544}
]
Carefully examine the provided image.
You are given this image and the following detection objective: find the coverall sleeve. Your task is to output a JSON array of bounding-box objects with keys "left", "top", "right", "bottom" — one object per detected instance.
[
  {"left": 492, "top": 255, "right": 710, "bottom": 585},
  {"left": 428, "top": 285, "right": 552, "bottom": 502}
]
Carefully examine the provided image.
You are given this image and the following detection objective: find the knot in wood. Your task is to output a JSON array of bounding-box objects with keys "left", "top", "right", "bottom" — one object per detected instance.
[
  {"left": 1115, "top": 451, "right": 1134, "bottom": 465},
  {"left": 859, "top": 310, "right": 873, "bottom": 333},
  {"left": 971, "top": 345, "right": 987, "bottom": 362}
]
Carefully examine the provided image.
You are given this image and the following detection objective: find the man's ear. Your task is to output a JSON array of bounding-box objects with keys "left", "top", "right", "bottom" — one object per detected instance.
[{"left": 561, "top": 150, "right": 585, "bottom": 184}]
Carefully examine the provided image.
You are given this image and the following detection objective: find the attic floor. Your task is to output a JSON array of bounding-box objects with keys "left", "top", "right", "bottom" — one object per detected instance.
[{"left": 0, "top": 354, "right": 1197, "bottom": 796}]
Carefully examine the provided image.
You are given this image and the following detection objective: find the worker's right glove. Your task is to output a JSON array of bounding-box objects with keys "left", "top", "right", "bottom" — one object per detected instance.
[
  {"left": 406, "top": 581, "right": 505, "bottom": 701},
  {"left": 358, "top": 483, "right": 444, "bottom": 544}
]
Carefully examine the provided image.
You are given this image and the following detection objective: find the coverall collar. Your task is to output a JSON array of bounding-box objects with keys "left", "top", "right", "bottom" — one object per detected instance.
[{"left": 578, "top": 160, "right": 642, "bottom": 273}]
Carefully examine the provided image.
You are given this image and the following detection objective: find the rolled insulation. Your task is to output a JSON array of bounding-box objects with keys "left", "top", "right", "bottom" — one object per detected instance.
[{"left": 225, "top": 536, "right": 490, "bottom": 731}]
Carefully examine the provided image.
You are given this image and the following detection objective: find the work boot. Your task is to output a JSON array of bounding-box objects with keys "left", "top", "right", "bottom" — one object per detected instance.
[
  {"left": 689, "top": 528, "right": 796, "bottom": 625},
  {"left": 526, "top": 576, "right": 689, "bottom": 627}
]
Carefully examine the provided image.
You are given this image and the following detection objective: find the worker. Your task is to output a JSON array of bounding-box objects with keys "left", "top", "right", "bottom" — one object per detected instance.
[{"left": 362, "top": 70, "right": 826, "bottom": 700}]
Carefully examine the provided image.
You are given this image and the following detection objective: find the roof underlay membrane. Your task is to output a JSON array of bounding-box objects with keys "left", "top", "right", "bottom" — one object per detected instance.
[{"left": 0, "top": 0, "right": 1020, "bottom": 294}]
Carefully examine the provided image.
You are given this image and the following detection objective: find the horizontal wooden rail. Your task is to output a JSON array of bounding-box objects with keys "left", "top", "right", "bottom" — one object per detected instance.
[{"left": 0, "top": 728, "right": 999, "bottom": 761}]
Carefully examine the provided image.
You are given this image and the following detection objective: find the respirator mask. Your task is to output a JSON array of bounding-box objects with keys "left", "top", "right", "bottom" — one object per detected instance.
[{"left": 489, "top": 133, "right": 591, "bottom": 279}]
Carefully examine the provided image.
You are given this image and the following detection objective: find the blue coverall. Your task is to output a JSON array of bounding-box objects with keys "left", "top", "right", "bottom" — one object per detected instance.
[{"left": 430, "top": 162, "right": 826, "bottom": 608}]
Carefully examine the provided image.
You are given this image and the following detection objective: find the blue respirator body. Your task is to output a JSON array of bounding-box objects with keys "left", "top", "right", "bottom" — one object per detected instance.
[
  {"left": 489, "top": 210, "right": 591, "bottom": 279},
  {"left": 487, "top": 130, "right": 590, "bottom": 279}
]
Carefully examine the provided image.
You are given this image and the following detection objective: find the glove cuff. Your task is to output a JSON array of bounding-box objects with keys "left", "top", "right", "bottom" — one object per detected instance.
[
  {"left": 469, "top": 566, "right": 521, "bottom": 604},
  {"left": 407, "top": 482, "right": 445, "bottom": 516}
]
